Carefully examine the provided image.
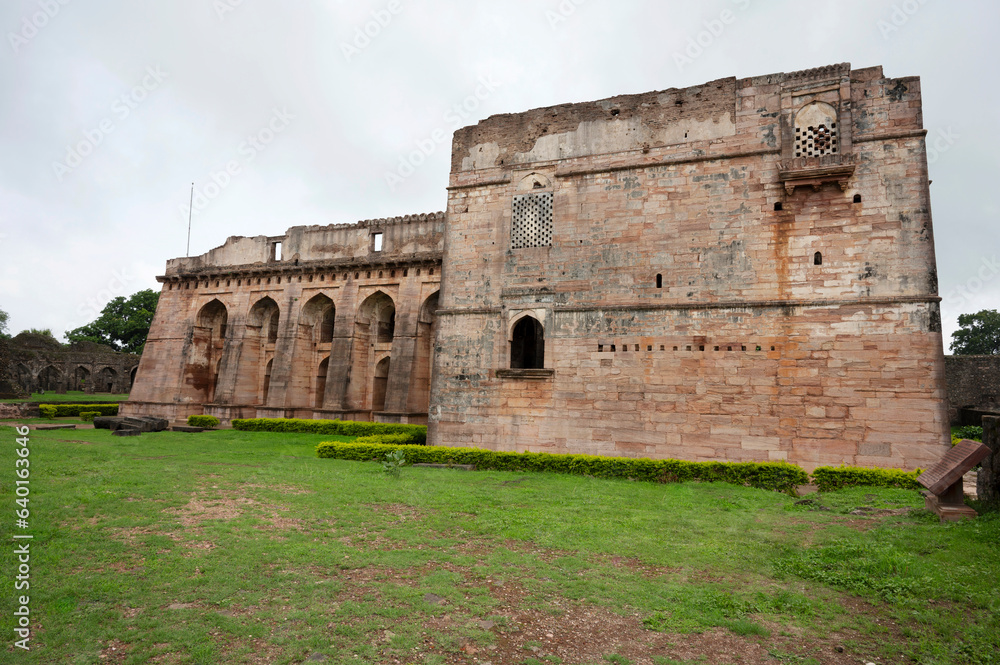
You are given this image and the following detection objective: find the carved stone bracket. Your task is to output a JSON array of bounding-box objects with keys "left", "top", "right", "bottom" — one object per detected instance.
[{"left": 778, "top": 154, "right": 856, "bottom": 196}]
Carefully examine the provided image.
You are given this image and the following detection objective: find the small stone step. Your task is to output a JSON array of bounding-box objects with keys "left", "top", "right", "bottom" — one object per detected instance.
[
  {"left": 172, "top": 426, "right": 205, "bottom": 433},
  {"left": 112, "top": 427, "right": 141, "bottom": 437},
  {"left": 35, "top": 424, "right": 76, "bottom": 430}
]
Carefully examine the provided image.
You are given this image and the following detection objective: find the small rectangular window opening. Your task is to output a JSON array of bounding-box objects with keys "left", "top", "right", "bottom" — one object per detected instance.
[
  {"left": 373, "top": 233, "right": 383, "bottom": 252},
  {"left": 272, "top": 241, "right": 282, "bottom": 261}
]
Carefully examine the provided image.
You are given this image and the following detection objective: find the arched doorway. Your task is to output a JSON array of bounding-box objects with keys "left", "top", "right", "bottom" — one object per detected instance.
[
  {"left": 74, "top": 366, "right": 91, "bottom": 391},
  {"left": 240, "top": 297, "right": 280, "bottom": 406},
  {"left": 348, "top": 291, "right": 396, "bottom": 411},
  {"left": 38, "top": 365, "right": 61, "bottom": 392},
  {"left": 97, "top": 367, "right": 117, "bottom": 393},
  {"left": 187, "top": 299, "right": 229, "bottom": 402},
  {"left": 315, "top": 357, "right": 329, "bottom": 408},
  {"left": 293, "top": 294, "right": 335, "bottom": 409},
  {"left": 511, "top": 316, "right": 545, "bottom": 369},
  {"left": 372, "top": 357, "right": 390, "bottom": 413},
  {"left": 412, "top": 291, "right": 439, "bottom": 413},
  {"left": 262, "top": 358, "right": 273, "bottom": 404}
]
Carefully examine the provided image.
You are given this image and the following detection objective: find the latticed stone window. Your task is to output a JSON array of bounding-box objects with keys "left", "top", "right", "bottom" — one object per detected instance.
[
  {"left": 795, "top": 123, "right": 838, "bottom": 157},
  {"left": 793, "top": 101, "right": 839, "bottom": 158},
  {"left": 511, "top": 192, "right": 553, "bottom": 249}
]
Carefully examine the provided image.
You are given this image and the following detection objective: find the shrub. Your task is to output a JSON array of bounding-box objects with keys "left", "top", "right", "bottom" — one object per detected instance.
[
  {"left": 352, "top": 434, "right": 423, "bottom": 445},
  {"left": 187, "top": 415, "right": 220, "bottom": 429},
  {"left": 39, "top": 405, "right": 56, "bottom": 419},
  {"left": 233, "top": 418, "right": 426, "bottom": 443},
  {"left": 79, "top": 411, "right": 99, "bottom": 422},
  {"left": 381, "top": 449, "right": 407, "bottom": 478},
  {"left": 39, "top": 403, "right": 119, "bottom": 417},
  {"left": 953, "top": 425, "right": 983, "bottom": 442},
  {"left": 811, "top": 465, "right": 923, "bottom": 492},
  {"left": 314, "top": 441, "right": 809, "bottom": 493}
]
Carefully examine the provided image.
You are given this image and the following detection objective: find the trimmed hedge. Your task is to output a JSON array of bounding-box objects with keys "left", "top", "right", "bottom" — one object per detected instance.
[
  {"left": 233, "top": 418, "right": 427, "bottom": 443},
  {"left": 811, "top": 465, "right": 923, "bottom": 492},
  {"left": 188, "top": 415, "right": 220, "bottom": 429},
  {"left": 39, "top": 405, "right": 56, "bottom": 419},
  {"left": 353, "top": 434, "right": 425, "bottom": 445},
  {"left": 79, "top": 411, "right": 99, "bottom": 422},
  {"left": 39, "top": 403, "right": 119, "bottom": 417},
  {"left": 315, "top": 441, "right": 809, "bottom": 493}
]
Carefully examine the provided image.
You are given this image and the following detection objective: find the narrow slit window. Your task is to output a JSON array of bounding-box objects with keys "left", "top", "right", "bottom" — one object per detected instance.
[
  {"left": 372, "top": 232, "right": 383, "bottom": 252},
  {"left": 814, "top": 251, "right": 823, "bottom": 266},
  {"left": 656, "top": 273, "right": 662, "bottom": 288}
]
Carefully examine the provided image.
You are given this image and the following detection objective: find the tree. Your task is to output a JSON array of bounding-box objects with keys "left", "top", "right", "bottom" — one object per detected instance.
[
  {"left": 66, "top": 289, "right": 160, "bottom": 354},
  {"left": 950, "top": 309, "right": 1000, "bottom": 355},
  {"left": 0, "top": 307, "right": 8, "bottom": 339}
]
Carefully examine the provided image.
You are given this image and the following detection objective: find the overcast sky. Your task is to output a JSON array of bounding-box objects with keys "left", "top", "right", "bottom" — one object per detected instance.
[{"left": 1, "top": 0, "right": 997, "bottom": 347}]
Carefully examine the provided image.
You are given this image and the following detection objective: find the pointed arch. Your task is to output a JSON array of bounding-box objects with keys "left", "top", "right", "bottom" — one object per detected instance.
[
  {"left": 346, "top": 291, "right": 397, "bottom": 412},
  {"left": 197, "top": 299, "right": 229, "bottom": 339},
  {"left": 300, "top": 293, "right": 335, "bottom": 344},
  {"left": 97, "top": 367, "right": 117, "bottom": 393},
  {"left": 357, "top": 291, "right": 395, "bottom": 344},
  {"left": 38, "top": 365, "right": 61, "bottom": 392},
  {"left": 73, "top": 365, "right": 91, "bottom": 391},
  {"left": 186, "top": 299, "right": 230, "bottom": 402},
  {"left": 248, "top": 297, "right": 280, "bottom": 342},
  {"left": 411, "top": 290, "right": 440, "bottom": 413}
]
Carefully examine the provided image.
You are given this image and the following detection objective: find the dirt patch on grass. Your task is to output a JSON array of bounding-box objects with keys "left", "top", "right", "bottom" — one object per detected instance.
[
  {"left": 163, "top": 491, "right": 261, "bottom": 527},
  {"left": 98, "top": 639, "right": 131, "bottom": 663}
]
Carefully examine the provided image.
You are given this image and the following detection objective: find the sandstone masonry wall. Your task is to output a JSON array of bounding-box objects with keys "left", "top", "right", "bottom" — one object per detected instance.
[
  {"left": 430, "top": 63, "right": 949, "bottom": 471},
  {"left": 125, "top": 214, "right": 443, "bottom": 424}
]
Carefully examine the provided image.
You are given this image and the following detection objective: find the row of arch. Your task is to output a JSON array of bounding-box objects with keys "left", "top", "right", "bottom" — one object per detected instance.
[
  {"left": 188, "top": 289, "right": 437, "bottom": 416},
  {"left": 12, "top": 363, "right": 137, "bottom": 393}
]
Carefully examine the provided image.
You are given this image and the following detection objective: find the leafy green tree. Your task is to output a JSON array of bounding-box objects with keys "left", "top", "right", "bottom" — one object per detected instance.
[
  {"left": 66, "top": 289, "right": 160, "bottom": 354},
  {"left": 0, "top": 307, "right": 8, "bottom": 339},
  {"left": 950, "top": 309, "right": 1000, "bottom": 355}
]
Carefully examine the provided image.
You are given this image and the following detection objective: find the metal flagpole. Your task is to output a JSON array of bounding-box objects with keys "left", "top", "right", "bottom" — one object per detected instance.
[{"left": 186, "top": 182, "right": 194, "bottom": 257}]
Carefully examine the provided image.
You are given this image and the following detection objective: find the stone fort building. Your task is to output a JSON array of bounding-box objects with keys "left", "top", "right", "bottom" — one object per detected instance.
[{"left": 125, "top": 63, "right": 950, "bottom": 471}]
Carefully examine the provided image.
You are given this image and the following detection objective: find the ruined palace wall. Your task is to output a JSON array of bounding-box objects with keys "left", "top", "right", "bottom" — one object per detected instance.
[
  {"left": 430, "top": 64, "right": 949, "bottom": 471},
  {"left": 125, "top": 214, "right": 443, "bottom": 423}
]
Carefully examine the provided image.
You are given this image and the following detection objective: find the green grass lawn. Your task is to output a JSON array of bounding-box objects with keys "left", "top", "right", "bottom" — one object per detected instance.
[
  {"left": 0, "top": 426, "right": 997, "bottom": 665},
  {"left": 0, "top": 390, "right": 130, "bottom": 404}
]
